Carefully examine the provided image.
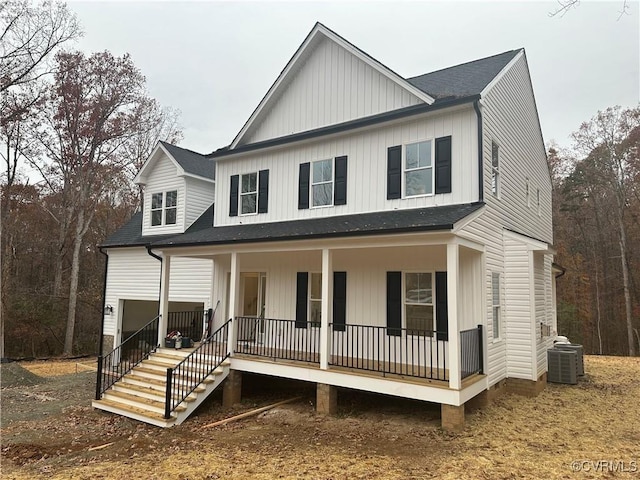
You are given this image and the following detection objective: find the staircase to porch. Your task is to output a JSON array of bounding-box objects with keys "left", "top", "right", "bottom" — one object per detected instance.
[{"left": 92, "top": 347, "right": 230, "bottom": 427}]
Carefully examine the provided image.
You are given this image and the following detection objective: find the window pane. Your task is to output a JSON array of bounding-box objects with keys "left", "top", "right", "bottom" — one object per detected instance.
[
  {"left": 418, "top": 141, "right": 431, "bottom": 167},
  {"left": 405, "top": 168, "right": 432, "bottom": 196},
  {"left": 165, "top": 207, "right": 177, "bottom": 225},
  {"left": 493, "top": 306, "right": 500, "bottom": 338},
  {"left": 492, "top": 273, "right": 500, "bottom": 306},
  {"left": 151, "top": 193, "right": 163, "bottom": 209},
  {"left": 312, "top": 183, "right": 332, "bottom": 206},
  {"left": 310, "top": 300, "right": 322, "bottom": 326},
  {"left": 313, "top": 159, "right": 332, "bottom": 183},
  {"left": 406, "top": 305, "right": 434, "bottom": 335},
  {"left": 492, "top": 142, "right": 499, "bottom": 168},
  {"left": 241, "top": 193, "right": 257, "bottom": 214},
  {"left": 406, "top": 143, "right": 419, "bottom": 169},
  {"left": 241, "top": 173, "right": 257, "bottom": 193},
  {"left": 151, "top": 210, "right": 162, "bottom": 226},
  {"left": 310, "top": 273, "right": 322, "bottom": 300},
  {"left": 166, "top": 190, "right": 177, "bottom": 207},
  {"left": 405, "top": 273, "right": 432, "bottom": 304}
]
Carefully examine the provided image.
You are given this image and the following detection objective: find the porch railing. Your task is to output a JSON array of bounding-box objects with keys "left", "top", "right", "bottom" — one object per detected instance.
[
  {"left": 164, "top": 319, "right": 231, "bottom": 418},
  {"left": 329, "top": 324, "right": 448, "bottom": 381},
  {"left": 235, "top": 316, "right": 320, "bottom": 363},
  {"left": 166, "top": 310, "right": 205, "bottom": 342},
  {"left": 460, "top": 325, "right": 483, "bottom": 379},
  {"left": 95, "top": 315, "right": 159, "bottom": 400}
]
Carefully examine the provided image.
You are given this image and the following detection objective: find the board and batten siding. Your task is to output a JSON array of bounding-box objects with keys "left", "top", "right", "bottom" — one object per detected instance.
[
  {"left": 504, "top": 237, "right": 534, "bottom": 379},
  {"left": 185, "top": 177, "right": 215, "bottom": 227},
  {"left": 216, "top": 106, "right": 478, "bottom": 227},
  {"left": 141, "top": 154, "right": 185, "bottom": 236},
  {"left": 103, "top": 247, "right": 213, "bottom": 338},
  {"left": 243, "top": 36, "right": 423, "bottom": 145}
]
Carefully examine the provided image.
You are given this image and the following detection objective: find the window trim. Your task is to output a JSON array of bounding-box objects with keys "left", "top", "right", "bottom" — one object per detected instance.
[
  {"left": 491, "top": 140, "right": 500, "bottom": 198},
  {"left": 308, "top": 272, "right": 322, "bottom": 327},
  {"left": 239, "top": 172, "right": 258, "bottom": 216},
  {"left": 403, "top": 270, "right": 435, "bottom": 337},
  {"left": 403, "top": 139, "right": 434, "bottom": 198},
  {"left": 525, "top": 177, "right": 530, "bottom": 208},
  {"left": 150, "top": 190, "right": 178, "bottom": 227},
  {"left": 310, "top": 159, "right": 334, "bottom": 208},
  {"left": 491, "top": 272, "right": 502, "bottom": 341},
  {"left": 536, "top": 187, "right": 541, "bottom": 216}
]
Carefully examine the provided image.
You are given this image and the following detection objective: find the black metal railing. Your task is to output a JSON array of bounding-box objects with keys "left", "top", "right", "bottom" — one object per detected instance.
[
  {"left": 164, "top": 319, "right": 231, "bottom": 419},
  {"left": 460, "top": 325, "right": 483, "bottom": 379},
  {"left": 96, "top": 315, "right": 159, "bottom": 400},
  {"left": 329, "top": 324, "right": 448, "bottom": 381},
  {"left": 235, "top": 316, "right": 320, "bottom": 363},
  {"left": 166, "top": 310, "right": 205, "bottom": 343}
]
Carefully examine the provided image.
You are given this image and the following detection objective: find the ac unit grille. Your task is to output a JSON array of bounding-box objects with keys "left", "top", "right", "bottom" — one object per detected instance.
[{"left": 547, "top": 349, "right": 578, "bottom": 385}]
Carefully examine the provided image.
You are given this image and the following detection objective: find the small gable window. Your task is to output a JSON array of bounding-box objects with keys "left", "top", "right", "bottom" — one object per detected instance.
[
  {"left": 491, "top": 141, "right": 500, "bottom": 197},
  {"left": 151, "top": 190, "right": 177, "bottom": 226},
  {"left": 405, "top": 140, "right": 433, "bottom": 197},
  {"left": 241, "top": 172, "right": 258, "bottom": 215},
  {"left": 526, "top": 177, "right": 530, "bottom": 207},
  {"left": 312, "top": 159, "right": 333, "bottom": 207}
]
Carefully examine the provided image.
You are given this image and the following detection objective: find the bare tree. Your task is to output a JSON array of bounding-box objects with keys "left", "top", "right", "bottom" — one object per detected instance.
[{"left": 549, "top": 0, "right": 631, "bottom": 20}]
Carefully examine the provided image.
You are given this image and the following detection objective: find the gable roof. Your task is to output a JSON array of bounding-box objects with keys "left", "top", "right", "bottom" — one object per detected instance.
[
  {"left": 151, "top": 202, "right": 484, "bottom": 248},
  {"left": 134, "top": 141, "right": 215, "bottom": 185},
  {"left": 406, "top": 49, "right": 522, "bottom": 102},
  {"left": 229, "top": 22, "right": 435, "bottom": 149},
  {"left": 101, "top": 204, "right": 214, "bottom": 248}
]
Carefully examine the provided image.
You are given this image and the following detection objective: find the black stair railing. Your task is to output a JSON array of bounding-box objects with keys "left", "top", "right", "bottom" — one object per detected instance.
[
  {"left": 166, "top": 310, "right": 206, "bottom": 343},
  {"left": 164, "top": 319, "right": 231, "bottom": 419},
  {"left": 96, "top": 315, "right": 160, "bottom": 399}
]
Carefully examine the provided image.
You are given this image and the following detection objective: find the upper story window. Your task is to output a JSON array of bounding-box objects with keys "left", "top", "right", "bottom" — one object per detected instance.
[
  {"left": 312, "top": 159, "right": 333, "bottom": 207},
  {"left": 491, "top": 141, "right": 500, "bottom": 197},
  {"left": 241, "top": 172, "right": 258, "bottom": 215},
  {"left": 229, "top": 170, "right": 269, "bottom": 217},
  {"left": 405, "top": 140, "right": 433, "bottom": 197},
  {"left": 151, "top": 190, "right": 177, "bottom": 226}
]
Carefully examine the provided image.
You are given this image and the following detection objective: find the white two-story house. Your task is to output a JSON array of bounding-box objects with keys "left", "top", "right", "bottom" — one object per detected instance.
[{"left": 94, "top": 23, "right": 557, "bottom": 431}]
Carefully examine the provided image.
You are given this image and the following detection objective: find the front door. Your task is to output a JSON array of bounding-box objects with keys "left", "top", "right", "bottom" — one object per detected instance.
[{"left": 239, "top": 273, "right": 267, "bottom": 342}]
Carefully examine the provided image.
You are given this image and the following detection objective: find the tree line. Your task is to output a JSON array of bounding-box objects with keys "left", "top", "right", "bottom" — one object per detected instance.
[{"left": 1, "top": 2, "right": 638, "bottom": 359}]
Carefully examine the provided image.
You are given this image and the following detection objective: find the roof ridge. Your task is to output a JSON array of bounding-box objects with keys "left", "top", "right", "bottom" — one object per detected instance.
[
  {"left": 407, "top": 49, "right": 522, "bottom": 80},
  {"left": 159, "top": 140, "right": 209, "bottom": 159}
]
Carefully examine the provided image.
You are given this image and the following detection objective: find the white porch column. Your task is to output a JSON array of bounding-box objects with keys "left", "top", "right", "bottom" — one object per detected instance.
[
  {"left": 447, "top": 242, "right": 462, "bottom": 390},
  {"left": 227, "top": 252, "right": 240, "bottom": 356},
  {"left": 320, "top": 248, "right": 333, "bottom": 370},
  {"left": 157, "top": 255, "right": 171, "bottom": 346}
]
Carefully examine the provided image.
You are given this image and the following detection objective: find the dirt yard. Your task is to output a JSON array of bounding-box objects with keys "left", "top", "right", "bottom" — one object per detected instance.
[{"left": 1, "top": 356, "right": 638, "bottom": 479}]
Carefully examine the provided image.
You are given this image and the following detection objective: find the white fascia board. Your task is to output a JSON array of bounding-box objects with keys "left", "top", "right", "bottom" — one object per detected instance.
[
  {"left": 180, "top": 172, "right": 216, "bottom": 184},
  {"left": 230, "top": 23, "right": 434, "bottom": 149},
  {"left": 133, "top": 142, "right": 184, "bottom": 185},
  {"left": 480, "top": 49, "right": 524, "bottom": 97}
]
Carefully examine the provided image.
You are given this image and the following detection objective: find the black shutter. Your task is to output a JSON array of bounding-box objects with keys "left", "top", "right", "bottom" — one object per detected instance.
[
  {"left": 387, "top": 146, "right": 402, "bottom": 199},
  {"left": 334, "top": 156, "right": 348, "bottom": 206},
  {"left": 435, "top": 271, "right": 448, "bottom": 341},
  {"left": 386, "top": 271, "right": 402, "bottom": 336},
  {"left": 229, "top": 175, "right": 239, "bottom": 217},
  {"left": 435, "top": 136, "right": 452, "bottom": 194},
  {"left": 295, "top": 272, "right": 308, "bottom": 328},
  {"left": 333, "top": 271, "right": 347, "bottom": 331},
  {"left": 298, "top": 163, "right": 310, "bottom": 209},
  {"left": 258, "top": 169, "right": 269, "bottom": 213}
]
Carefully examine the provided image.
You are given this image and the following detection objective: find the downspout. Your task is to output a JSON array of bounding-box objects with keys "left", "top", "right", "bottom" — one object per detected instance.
[
  {"left": 146, "top": 245, "right": 163, "bottom": 319},
  {"left": 473, "top": 99, "right": 484, "bottom": 203}
]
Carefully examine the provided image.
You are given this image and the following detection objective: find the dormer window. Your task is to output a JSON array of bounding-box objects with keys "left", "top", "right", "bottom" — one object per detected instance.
[{"left": 151, "top": 190, "right": 177, "bottom": 226}]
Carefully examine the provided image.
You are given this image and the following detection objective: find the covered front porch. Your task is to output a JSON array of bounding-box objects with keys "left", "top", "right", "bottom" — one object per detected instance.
[{"left": 157, "top": 231, "right": 487, "bottom": 394}]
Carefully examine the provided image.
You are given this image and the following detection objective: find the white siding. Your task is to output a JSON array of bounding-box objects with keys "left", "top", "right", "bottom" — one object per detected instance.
[
  {"left": 536, "top": 253, "right": 554, "bottom": 376},
  {"left": 481, "top": 54, "right": 553, "bottom": 244},
  {"left": 185, "top": 177, "right": 215, "bottom": 228},
  {"left": 103, "top": 248, "right": 213, "bottom": 338},
  {"left": 141, "top": 154, "right": 185, "bottom": 236},
  {"left": 243, "top": 37, "right": 423, "bottom": 145},
  {"left": 504, "top": 237, "right": 534, "bottom": 380},
  {"left": 216, "top": 106, "right": 478, "bottom": 226}
]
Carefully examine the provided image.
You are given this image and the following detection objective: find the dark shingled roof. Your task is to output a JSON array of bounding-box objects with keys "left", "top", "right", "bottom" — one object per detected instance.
[
  {"left": 151, "top": 202, "right": 484, "bottom": 248},
  {"left": 407, "top": 50, "right": 521, "bottom": 102},
  {"left": 101, "top": 204, "right": 214, "bottom": 248},
  {"left": 160, "top": 141, "right": 215, "bottom": 180}
]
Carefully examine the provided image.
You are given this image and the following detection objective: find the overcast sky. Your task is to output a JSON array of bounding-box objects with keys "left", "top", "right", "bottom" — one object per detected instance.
[{"left": 68, "top": 1, "right": 639, "bottom": 155}]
